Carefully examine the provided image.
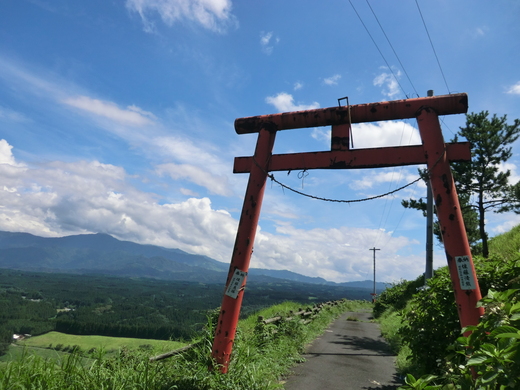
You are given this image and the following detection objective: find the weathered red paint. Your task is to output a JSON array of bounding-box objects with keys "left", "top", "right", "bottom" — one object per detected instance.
[
  {"left": 331, "top": 123, "right": 351, "bottom": 150},
  {"left": 234, "top": 93, "right": 468, "bottom": 134},
  {"left": 211, "top": 128, "right": 276, "bottom": 372},
  {"left": 416, "top": 108, "right": 484, "bottom": 329},
  {"left": 212, "top": 93, "right": 482, "bottom": 373},
  {"left": 233, "top": 142, "right": 471, "bottom": 174}
]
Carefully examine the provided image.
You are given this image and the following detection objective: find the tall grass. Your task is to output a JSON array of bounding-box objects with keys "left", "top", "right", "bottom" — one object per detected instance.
[{"left": 0, "top": 299, "right": 371, "bottom": 389}]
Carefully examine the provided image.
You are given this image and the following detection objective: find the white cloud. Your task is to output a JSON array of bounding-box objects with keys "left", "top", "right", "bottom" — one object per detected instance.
[
  {"left": 0, "top": 143, "right": 237, "bottom": 260},
  {"left": 265, "top": 92, "right": 319, "bottom": 113},
  {"left": 352, "top": 120, "right": 421, "bottom": 148},
  {"left": 373, "top": 68, "right": 402, "bottom": 98},
  {"left": 0, "top": 58, "right": 238, "bottom": 201},
  {"left": 63, "top": 96, "right": 156, "bottom": 126},
  {"left": 493, "top": 219, "right": 519, "bottom": 234},
  {"left": 126, "top": 0, "right": 237, "bottom": 33},
  {"left": 323, "top": 74, "right": 341, "bottom": 86},
  {"left": 156, "top": 162, "right": 232, "bottom": 196},
  {"left": 506, "top": 81, "right": 520, "bottom": 95},
  {"left": 349, "top": 170, "right": 419, "bottom": 191},
  {"left": 471, "top": 26, "right": 488, "bottom": 38},
  {"left": 0, "top": 139, "right": 434, "bottom": 282},
  {"left": 260, "top": 31, "right": 279, "bottom": 55},
  {"left": 252, "top": 223, "right": 422, "bottom": 283},
  {"left": 180, "top": 187, "right": 200, "bottom": 197},
  {"left": 310, "top": 121, "right": 421, "bottom": 150},
  {"left": 0, "top": 139, "right": 26, "bottom": 168},
  {"left": 0, "top": 106, "right": 29, "bottom": 123},
  {"left": 294, "top": 82, "right": 303, "bottom": 90},
  {"left": 151, "top": 135, "right": 229, "bottom": 171},
  {"left": 499, "top": 161, "right": 520, "bottom": 184},
  {"left": 311, "top": 128, "right": 330, "bottom": 144}
]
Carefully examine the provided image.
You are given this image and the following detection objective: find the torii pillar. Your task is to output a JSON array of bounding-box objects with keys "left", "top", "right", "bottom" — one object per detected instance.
[{"left": 211, "top": 93, "right": 483, "bottom": 372}]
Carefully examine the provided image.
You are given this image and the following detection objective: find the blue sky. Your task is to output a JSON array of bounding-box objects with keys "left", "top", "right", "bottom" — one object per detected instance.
[{"left": 0, "top": 0, "right": 519, "bottom": 283}]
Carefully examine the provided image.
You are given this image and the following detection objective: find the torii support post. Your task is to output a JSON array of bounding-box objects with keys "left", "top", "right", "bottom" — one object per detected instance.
[
  {"left": 211, "top": 127, "right": 276, "bottom": 372},
  {"left": 212, "top": 93, "right": 483, "bottom": 372},
  {"left": 416, "top": 109, "right": 484, "bottom": 330}
]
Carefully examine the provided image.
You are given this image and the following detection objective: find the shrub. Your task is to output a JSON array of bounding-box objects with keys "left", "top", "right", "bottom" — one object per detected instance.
[
  {"left": 398, "top": 255, "right": 520, "bottom": 377},
  {"left": 401, "top": 288, "right": 520, "bottom": 389}
]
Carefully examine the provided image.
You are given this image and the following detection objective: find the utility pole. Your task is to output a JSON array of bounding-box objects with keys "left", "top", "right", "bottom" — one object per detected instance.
[
  {"left": 425, "top": 90, "right": 434, "bottom": 283},
  {"left": 369, "top": 247, "right": 380, "bottom": 302},
  {"left": 425, "top": 181, "right": 434, "bottom": 282}
]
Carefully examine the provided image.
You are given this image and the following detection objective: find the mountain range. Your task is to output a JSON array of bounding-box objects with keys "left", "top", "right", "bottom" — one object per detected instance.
[{"left": 0, "top": 231, "right": 387, "bottom": 290}]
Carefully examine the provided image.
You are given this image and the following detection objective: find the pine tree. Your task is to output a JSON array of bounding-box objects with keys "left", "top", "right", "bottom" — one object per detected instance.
[
  {"left": 452, "top": 111, "right": 520, "bottom": 257},
  {"left": 402, "top": 182, "right": 480, "bottom": 248},
  {"left": 402, "top": 111, "right": 520, "bottom": 258}
]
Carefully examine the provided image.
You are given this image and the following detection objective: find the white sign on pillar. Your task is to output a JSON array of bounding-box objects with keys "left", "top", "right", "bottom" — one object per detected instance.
[
  {"left": 455, "top": 256, "right": 477, "bottom": 290},
  {"left": 225, "top": 270, "right": 247, "bottom": 299}
]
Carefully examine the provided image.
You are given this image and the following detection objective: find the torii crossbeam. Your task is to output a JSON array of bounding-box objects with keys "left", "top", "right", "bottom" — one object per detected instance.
[{"left": 211, "top": 93, "right": 483, "bottom": 372}]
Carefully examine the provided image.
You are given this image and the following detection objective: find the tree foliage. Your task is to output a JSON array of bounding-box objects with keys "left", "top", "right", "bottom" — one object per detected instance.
[
  {"left": 452, "top": 111, "right": 520, "bottom": 257},
  {"left": 0, "top": 269, "right": 373, "bottom": 356},
  {"left": 401, "top": 181, "right": 480, "bottom": 249},
  {"left": 403, "top": 111, "right": 520, "bottom": 257}
]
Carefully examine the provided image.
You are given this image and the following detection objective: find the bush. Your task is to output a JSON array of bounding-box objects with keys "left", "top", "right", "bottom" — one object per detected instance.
[
  {"left": 398, "top": 255, "right": 520, "bottom": 377},
  {"left": 401, "top": 288, "right": 520, "bottom": 389},
  {"left": 451, "top": 288, "right": 520, "bottom": 388}
]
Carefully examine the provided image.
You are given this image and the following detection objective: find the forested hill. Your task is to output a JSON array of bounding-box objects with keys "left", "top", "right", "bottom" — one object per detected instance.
[{"left": 0, "top": 231, "right": 386, "bottom": 289}]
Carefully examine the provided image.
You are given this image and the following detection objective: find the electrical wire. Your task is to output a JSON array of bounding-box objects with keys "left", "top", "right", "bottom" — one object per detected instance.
[
  {"left": 348, "top": 0, "right": 409, "bottom": 98},
  {"left": 365, "top": 0, "right": 419, "bottom": 97},
  {"left": 372, "top": 121, "right": 411, "bottom": 247},
  {"left": 414, "top": 0, "right": 451, "bottom": 93}
]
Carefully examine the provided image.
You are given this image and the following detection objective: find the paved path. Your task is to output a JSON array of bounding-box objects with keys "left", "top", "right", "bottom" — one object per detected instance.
[{"left": 283, "top": 311, "right": 402, "bottom": 390}]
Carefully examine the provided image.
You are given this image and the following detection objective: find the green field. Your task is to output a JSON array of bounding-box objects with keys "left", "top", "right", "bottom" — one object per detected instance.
[
  {"left": 0, "top": 332, "right": 187, "bottom": 362},
  {"left": 23, "top": 331, "right": 185, "bottom": 352},
  {"left": 0, "top": 331, "right": 187, "bottom": 363}
]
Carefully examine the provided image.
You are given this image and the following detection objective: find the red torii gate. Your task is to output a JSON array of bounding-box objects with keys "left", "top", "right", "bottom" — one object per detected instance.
[{"left": 211, "top": 93, "right": 484, "bottom": 372}]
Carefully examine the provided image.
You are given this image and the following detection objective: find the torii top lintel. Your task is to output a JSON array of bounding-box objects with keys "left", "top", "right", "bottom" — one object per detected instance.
[
  {"left": 233, "top": 93, "right": 470, "bottom": 173},
  {"left": 234, "top": 93, "right": 468, "bottom": 134}
]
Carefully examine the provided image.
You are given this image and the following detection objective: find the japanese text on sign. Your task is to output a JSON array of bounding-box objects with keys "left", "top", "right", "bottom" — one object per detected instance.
[
  {"left": 225, "top": 269, "right": 247, "bottom": 299},
  {"left": 455, "top": 256, "right": 476, "bottom": 290}
]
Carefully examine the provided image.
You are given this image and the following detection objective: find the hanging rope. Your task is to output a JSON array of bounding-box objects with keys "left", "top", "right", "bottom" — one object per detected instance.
[
  {"left": 252, "top": 146, "right": 447, "bottom": 204},
  {"left": 268, "top": 173, "right": 422, "bottom": 203}
]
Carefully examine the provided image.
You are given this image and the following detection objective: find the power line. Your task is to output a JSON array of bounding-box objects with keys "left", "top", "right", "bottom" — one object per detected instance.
[
  {"left": 380, "top": 176, "right": 423, "bottom": 249},
  {"left": 414, "top": 0, "right": 451, "bottom": 93},
  {"left": 348, "top": 0, "right": 409, "bottom": 98},
  {"left": 372, "top": 121, "right": 411, "bottom": 247},
  {"left": 365, "top": 0, "right": 419, "bottom": 97}
]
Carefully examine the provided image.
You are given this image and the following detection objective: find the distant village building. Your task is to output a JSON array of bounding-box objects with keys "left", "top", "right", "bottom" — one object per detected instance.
[{"left": 12, "top": 334, "right": 31, "bottom": 342}]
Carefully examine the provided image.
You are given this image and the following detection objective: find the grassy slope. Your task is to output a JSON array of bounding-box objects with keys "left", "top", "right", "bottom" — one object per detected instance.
[{"left": 487, "top": 223, "right": 520, "bottom": 261}]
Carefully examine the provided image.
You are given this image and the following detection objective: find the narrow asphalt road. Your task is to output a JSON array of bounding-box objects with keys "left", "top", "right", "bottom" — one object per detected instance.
[{"left": 282, "top": 311, "right": 403, "bottom": 390}]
